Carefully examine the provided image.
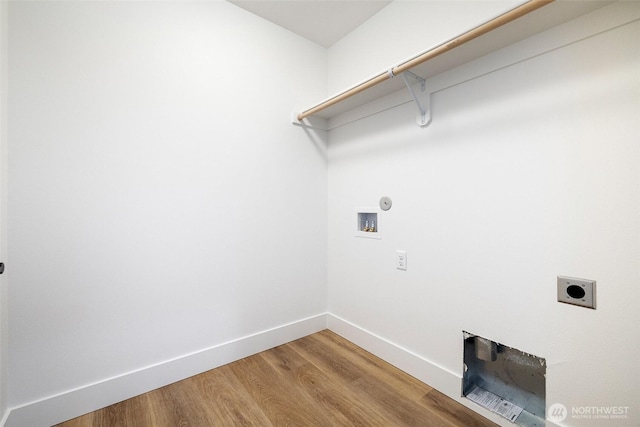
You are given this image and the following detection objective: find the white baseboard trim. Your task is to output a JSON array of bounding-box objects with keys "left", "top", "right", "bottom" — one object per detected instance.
[
  {"left": 326, "top": 313, "right": 510, "bottom": 427},
  {"left": 4, "top": 313, "right": 328, "bottom": 427}
]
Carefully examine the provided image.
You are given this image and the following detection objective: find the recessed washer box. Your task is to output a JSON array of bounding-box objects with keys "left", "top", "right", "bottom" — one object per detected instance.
[
  {"left": 355, "top": 207, "right": 381, "bottom": 239},
  {"left": 557, "top": 275, "right": 596, "bottom": 309}
]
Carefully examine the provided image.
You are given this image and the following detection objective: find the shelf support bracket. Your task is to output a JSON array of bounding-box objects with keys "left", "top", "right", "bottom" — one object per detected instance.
[{"left": 401, "top": 71, "right": 431, "bottom": 127}]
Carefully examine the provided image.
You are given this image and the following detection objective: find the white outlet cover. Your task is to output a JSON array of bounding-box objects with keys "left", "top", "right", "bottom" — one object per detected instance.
[
  {"left": 396, "top": 250, "right": 407, "bottom": 271},
  {"left": 557, "top": 276, "right": 596, "bottom": 309}
]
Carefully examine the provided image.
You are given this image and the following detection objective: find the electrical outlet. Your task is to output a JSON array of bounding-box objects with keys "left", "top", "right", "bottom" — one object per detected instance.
[
  {"left": 396, "top": 250, "right": 407, "bottom": 271},
  {"left": 557, "top": 276, "right": 596, "bottom": 309}
]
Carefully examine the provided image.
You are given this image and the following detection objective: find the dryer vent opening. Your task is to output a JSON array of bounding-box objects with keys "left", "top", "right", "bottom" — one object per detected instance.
[{"left": 463, "top": 331, "right": 546, "bottom": 427}]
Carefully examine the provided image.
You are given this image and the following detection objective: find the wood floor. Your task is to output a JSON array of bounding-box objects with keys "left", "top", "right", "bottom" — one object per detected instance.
[{"left": 55, "top": 330, "right": 496, "bottom": 427}]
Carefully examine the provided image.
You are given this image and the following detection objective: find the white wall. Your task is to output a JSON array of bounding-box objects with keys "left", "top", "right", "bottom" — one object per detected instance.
[
  {"left": 327, "top": 2, "right": 639, "bottom": 426},
  {"left": 7, "top": 1, "right": 327, "bottom": 425},
  {"left": 327, "top": 0, "right": 523, "bottom": 95},
  {"left": 0, "top": 0, "right": 8, "bottom": 423}
]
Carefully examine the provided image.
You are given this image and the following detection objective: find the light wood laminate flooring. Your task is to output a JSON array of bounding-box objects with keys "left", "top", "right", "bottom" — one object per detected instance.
[{"left": 56, "top": 330, "right": 496, "bottom": 427}]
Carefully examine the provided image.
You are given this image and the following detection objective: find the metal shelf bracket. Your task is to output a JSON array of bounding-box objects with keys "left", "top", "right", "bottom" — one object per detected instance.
[{"left": 401, "top": 71, "right": 431, "bottom": 127}]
